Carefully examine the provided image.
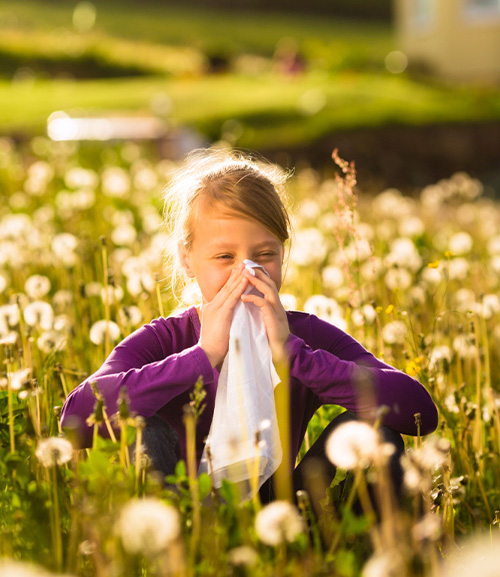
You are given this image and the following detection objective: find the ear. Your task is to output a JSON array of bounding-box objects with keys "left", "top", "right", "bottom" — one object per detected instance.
[{"left": 179, "top": 246, "right": 195, "bottom": 278}]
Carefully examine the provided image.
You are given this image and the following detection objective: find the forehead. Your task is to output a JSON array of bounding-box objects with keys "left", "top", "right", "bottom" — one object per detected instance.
[{"left": 190, "top": 200, "right": 280, "bottom": 245}]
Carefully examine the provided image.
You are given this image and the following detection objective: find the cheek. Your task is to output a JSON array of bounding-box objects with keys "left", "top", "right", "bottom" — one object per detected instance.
[
  {"left": 200, "top": 268, "right": 232, "bottom": 301},
  {"left": 267, "top": 263, "right": 282, "bottom": 290}
]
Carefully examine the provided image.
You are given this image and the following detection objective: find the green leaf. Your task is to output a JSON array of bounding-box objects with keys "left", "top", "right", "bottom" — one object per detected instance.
[{"left": 198, "top": 473, "right": 212, "bottom": 500}]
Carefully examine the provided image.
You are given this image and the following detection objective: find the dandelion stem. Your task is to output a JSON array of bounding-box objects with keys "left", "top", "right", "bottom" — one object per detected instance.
[
  {"left": 183, "top": 405, "right": 200, "bottom": 567},
  {"left": 7, "top": 369, "right": 15, "bottom": 453},
  {"left": 274, "top": 354, "right": 292, "bottom": 502},
  {"left": 155, "top": 274, "right": 164, "bottom": 318},
  {"left": 135, "top": 422, "right": 144, "bottom": 494},
  {"left": 101, "top": 236, "right": 110, "bottom": 358},
  {"left": 472, "top": 318, "right": 483, "bottom": 456},
  {"left": 51, "top": 465, "right": 63, "bottom": 571},
  {"left": 101, "top": 407, "right": 118, "bottom": 443}
]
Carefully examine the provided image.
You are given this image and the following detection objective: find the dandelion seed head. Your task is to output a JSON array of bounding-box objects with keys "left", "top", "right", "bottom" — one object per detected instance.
[
  {"left": 9, "top": 368, "right": 31, "bottom": 391},
  {"left": 421, "top": 266, "right": 441, "bottom": 287},
  {"left": 102, "top": 166, "right": 130, "bottom": 198},
  {"left": 386, "top": 237, "right": 422, "bottom": 271},
  {"left": 228, "top": 546, "right": 258, "bottom": 567},
  {"left": 453, "top": 334, "right": 476, "bottom": 359},
  {"left": 0, "top": 271, "right": 8, "bottom": 293},
  {"left": 304, "top": 294, "right": 346, "bottom": 330},
  {"left": 410, "top": 436, "right": 450, "bottom": 471},
  {"left": 279, "top": 293, "right": 297, "bottom": 310},
  {"left": 23, "top": 301, "right": 54, "bottom": 331},
  {"left": 89, "top": 320, "right": 121, "bottom": 345},
  {"left": 478, "top": 294, "right": 500, "bottom": 319},
  {"left": 0, "top": 303, "right": 20, "bottom": 329},
  {"left": 118, "top": 305, "right": 143, "bottom": 327},
  {"left": 65, "top": 166, "right": 98, "bottom": 190},
  {"left": 51, "top": 233, "right": 78, "bottom": 267},
  {"left": 398, "top": 215, "right": 425, "bottom": 238},
  {"left": 442, "top": 533, "right": 500, "bottom": 577},
  {"left": 36, "top": 436, "right": 74, "bottom": 467},
  {"left": 116, "top": 497, "right": 180, "bottom": 555},
  {"left": 385, "top": 267, "right": 413, "bottom": 291},
  {"left": 448, "top": 231, "right": 473, "bottom": 255},
  {"left": 291, "top": 228, "right": 327, "bottom": 266},
  {"left": 382, "top": 320, "right": 407, "bottom": 345},
  {"left": 134, "top": 165, "right": 158, "bottom": 192},
  {"left": 0, "top": 559, "right": 70, "bottom": 577},
  {"left": 487, "top": 235, "right": 500, "bottom": 256},
  {"left": 111, "top": 223, "right": 137, "bottom": 247},
  {"left": 362, "top": 549, "right": 406, "bottom": 577},
  {"left": 25, "top": 275, "right": 51, "bottom": 299},
  {"left": 453, "top": 288, "right": 476, "bottom": 312},
  {"left": 101, "top": 285, "right": 124, "bottom": 304},
  {"left": 326, "top": 421, "right": 380, "bottom": 470},
  {"left": 447, "top": 257, "right": 469, "bottom": 281},
  {"left": 429, "top": 345, "right": 451, "bottom": 370},
  {"left": 255, "top": 501, "right": 304, "bottom": 546},
  {"left": 38, "top": 330, "right": 67, "bottom": 354},
  {"left": 52, "top": 290, "right": 73, "bottom": 313},
  {"left": 322, "top": 265, "right": 344, "bottom": 289}
]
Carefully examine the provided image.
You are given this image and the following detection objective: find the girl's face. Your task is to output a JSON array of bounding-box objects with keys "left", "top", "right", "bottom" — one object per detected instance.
[{"left": 181, "top": 200, "right": 284, "bottom": 303}]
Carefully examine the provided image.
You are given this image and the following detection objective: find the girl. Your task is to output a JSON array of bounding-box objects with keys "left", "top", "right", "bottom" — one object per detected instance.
[{"left": 61, "top": 149, "right": 438, "bottom": 500}]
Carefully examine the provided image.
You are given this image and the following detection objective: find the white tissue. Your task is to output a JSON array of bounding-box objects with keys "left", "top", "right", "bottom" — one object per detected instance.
[{"left": 199, "top": 260, "right": 282, "bottom": 498}]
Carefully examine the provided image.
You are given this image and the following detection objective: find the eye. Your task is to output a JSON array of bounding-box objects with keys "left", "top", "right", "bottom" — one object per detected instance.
[
  {"left": 256, "top": 251, "right": 276, "bottom": 259},
  {"left": 215, "top": 254, "right": 234, "bottom": 261}
]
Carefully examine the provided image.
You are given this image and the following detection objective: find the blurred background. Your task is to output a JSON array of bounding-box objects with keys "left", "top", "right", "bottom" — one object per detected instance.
[{"left": 1, "top": 0, "right": 500, "bottom": 192}]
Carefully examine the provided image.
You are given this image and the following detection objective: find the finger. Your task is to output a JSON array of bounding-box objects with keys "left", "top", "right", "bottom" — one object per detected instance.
[{"left": 243, "top": 270, "right": 279, "bottom": 301}]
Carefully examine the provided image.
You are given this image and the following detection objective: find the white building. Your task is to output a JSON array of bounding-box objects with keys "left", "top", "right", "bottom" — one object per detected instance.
[{"left": 394, "top": 0, "right": 500, "bottom": 82}]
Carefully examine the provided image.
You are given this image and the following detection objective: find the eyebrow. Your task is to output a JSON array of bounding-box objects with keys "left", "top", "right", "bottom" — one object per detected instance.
[{"left": 209, "top": 239, "right": 281, "bottom": 250}]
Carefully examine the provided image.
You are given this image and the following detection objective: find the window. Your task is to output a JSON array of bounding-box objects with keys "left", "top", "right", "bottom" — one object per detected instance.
[
  {"left": 412, "top": 0, "right": 435, "bottom": 29},
  {"left": 465, "top": 0, "right": 500, "bottom": 17}
]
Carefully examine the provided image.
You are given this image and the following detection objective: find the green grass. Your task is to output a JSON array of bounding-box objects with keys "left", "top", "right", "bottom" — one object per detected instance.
[
  {"left": 3, "top": 73, "right": 500, "bottom": 149},
  {"left": 1, "top": 0, "right": 500, "bottom": 149},
  {"left": 1, "top": 0, "right": 392, "bottom": 56}
]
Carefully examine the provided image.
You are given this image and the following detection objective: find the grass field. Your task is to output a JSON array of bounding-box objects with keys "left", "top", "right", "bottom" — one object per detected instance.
[
  {"left": 2, "top": 0, "right": 500, "bottom": 150},
  {"left": 2, "top": 136, "right": 500, "bottom": 576}
]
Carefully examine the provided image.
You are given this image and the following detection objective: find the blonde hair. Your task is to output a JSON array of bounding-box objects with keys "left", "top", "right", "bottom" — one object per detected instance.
[{"left": 163, "top": 148, "right": 292, "bottom": 298}]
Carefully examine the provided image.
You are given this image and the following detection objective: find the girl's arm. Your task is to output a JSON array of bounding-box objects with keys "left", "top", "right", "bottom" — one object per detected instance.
[
  {"left": 286, "top": 312, "right": 438, "bottom": 436},
  {"left": 60, "top": 319, "right": 214, "bottom": 446}
]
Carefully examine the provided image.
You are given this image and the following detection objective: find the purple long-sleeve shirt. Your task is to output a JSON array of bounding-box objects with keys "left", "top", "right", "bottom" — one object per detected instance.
[{"left": 61, "top": 307, "right": 438, "bottom": 464}]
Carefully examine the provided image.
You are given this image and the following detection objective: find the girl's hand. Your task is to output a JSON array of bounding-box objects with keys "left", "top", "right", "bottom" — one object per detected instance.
[
  {"left": 240, "top": 268, "right": 290, "bottom": 360},
  {"left": 199, "top": 263, "right": 249, "bottom": 368}
]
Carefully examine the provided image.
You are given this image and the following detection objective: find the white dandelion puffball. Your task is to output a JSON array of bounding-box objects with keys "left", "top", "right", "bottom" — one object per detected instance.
[
  {"left": 23, "top": 301, "right": 54, "bottom": 331},
  {"left": 116, "top": 497, "right": 181, "bottom": 555},
  {"left": 255, "top": 501, "right": 304, "bottom": 546},
  {"left": 326, "top": 421, "right": 380, "bottom": 470},
  {"left": 36, "top": 437, "right": 74, "bottom": 467},
  {"left": 89, "top": 320, "right": 121, "bottom": 345},
  {"left": 0, "top": 559, "right": 73, "bottom": 577},
  {"left": 25, "top": 274, "right": 51, "bottom": 299},
  {"left": 448, "top": 231, "right": 473, "bottom": 255},
  {"left": 382, "top": 320, "right": 407, "bottom": 345},
  {"left": 442, "top": 533, "right": 500, "bottom": 577},
  {"left": 279, "top": 293, "right": 297, "bottom": 311},
  {"left": 228, "top": 546, "right": 259, "bottom": 567}
]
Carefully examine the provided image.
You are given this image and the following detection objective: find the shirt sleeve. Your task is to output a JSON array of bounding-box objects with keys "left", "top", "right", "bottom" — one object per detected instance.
[
  {"left": 286, "top": 314, "right": 438, "bottom": 436},
  {"left": 60, "top": 320, "right": 214, "bottom": 446}
]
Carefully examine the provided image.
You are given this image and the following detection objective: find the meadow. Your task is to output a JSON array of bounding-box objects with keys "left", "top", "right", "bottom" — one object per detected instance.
[
  {"left": 2, "top": 0, "right": 500, "bottom": 149},
  {"left": 2, "top": 2, "right": 500, "bottom": 575},
  {"left": 1, "top": 135, "right": 500, "bottom": 576}
]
